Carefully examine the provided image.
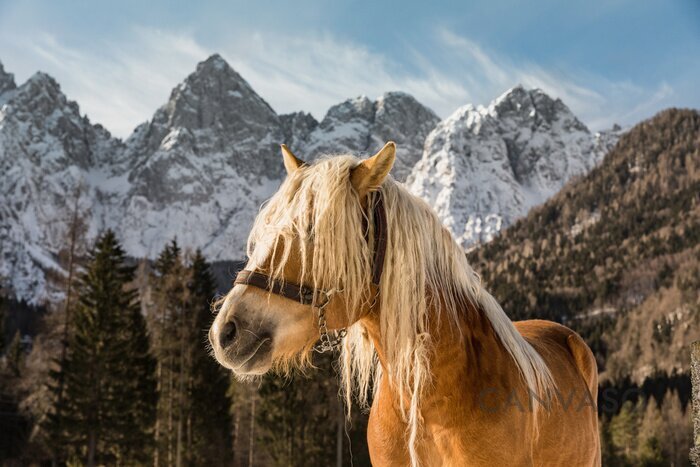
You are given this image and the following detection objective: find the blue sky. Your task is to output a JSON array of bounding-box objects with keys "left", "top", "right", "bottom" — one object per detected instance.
[{"left": 1, "top": 0, "right": 698, "bottom": 137}]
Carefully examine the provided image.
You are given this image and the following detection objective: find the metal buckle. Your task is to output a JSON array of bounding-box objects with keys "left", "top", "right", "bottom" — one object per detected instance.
[{"left": 301, "top": 289, "right": 315, "bottom": 305}]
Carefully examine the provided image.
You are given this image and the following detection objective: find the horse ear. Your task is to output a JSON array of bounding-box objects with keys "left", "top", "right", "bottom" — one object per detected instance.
[
  {"left": 281, "top": 144, "right": 305, "bottom": 175},
  {"left": 350, "top": 141, "right": 396, "bottom": 199}
]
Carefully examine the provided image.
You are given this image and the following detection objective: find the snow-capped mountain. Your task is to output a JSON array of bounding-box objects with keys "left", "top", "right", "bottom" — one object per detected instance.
[
  {"left": 407, "top": 86, "right": 622, "bottom": 249},
  {"left": 0, "top": 55, "right": 440, "bottom": 301},
  {"left": 0, "top": 53, "right": 623, "bottom": 302},
  {"left": 117, "top": 54, "right": 285, "bottom": 261}
]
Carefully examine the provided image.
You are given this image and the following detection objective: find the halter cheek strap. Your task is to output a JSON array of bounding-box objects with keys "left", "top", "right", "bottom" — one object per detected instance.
[{"left": 233, "top": 190, "right": 388, "bottom": 352}]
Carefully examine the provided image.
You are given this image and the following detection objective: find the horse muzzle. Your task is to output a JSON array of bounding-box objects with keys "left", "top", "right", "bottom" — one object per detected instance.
[{"left": 210, "top": 314, "right": 274, "bottom": 375}]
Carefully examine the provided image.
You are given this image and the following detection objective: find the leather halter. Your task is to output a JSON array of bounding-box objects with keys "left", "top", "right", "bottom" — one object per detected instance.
[{"left": 233, "top": 190, "right": 388, "bottom": 350}]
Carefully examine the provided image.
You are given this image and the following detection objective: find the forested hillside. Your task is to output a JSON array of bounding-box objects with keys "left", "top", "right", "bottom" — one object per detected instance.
[
  {"left": 469, "top": 108, "right": 699, "bottom": 378},
  {"left": 469, "top": 109, "right": 699, "bottom": 466}
]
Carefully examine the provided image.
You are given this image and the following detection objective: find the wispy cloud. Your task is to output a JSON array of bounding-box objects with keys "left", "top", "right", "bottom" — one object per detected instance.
[
  {"left": 215, "top": 30, "right": 473, "bottom": 121},
  {"left": 430, "top": 28, "right": 680, "bottom": 131},
  {"left": 0, "top": 24, "right": 681, "bottom": 137}
]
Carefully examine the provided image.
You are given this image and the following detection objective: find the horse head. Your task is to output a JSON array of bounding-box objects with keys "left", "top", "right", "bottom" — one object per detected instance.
[{"left": 209, "top": 142, "right": 396, "bottom": 376}]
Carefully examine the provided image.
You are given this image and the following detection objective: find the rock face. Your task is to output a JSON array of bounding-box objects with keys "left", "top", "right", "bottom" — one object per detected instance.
[
  {"left": 297, "top": 92, "right": 441, "bottom": 181},
  {"left": 0, "top": 62, "right": 16, "bottom": 96},
  {"left": 0, "top": 70, "right": 123, "bottom": 300},
  {"left": 407, "top": 86, "right": 621, "bottom": 249},
  {"left": 117, "top": 54, "right": 285, "bottom": 260},
  {"left": 280, "top": 111, "right": 319, "bottom": 150}
]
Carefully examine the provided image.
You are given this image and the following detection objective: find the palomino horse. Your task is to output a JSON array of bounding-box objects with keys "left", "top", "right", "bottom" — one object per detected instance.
[{"left": 209, "top": 142, "right": 600, "bottom": 466}]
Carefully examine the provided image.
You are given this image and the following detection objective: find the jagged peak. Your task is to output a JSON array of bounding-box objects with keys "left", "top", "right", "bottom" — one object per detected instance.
[
  {"left": 202, "top": 53, "right": 227, "bottom": 67},
  {"left": 486, "top": 85, "right": 585, "bottom": 129},
  {"left": 193, "top": 53, "right": 236, "bottom": 77},
  {"left": 376, "top": 91, "right": 440, "bottom": 120},
  {"left": 169, "top": 53, "right": 257, "bottom": 103},
  {"left": 23, "top": 71, "right": 62, "bottom": 92},
  {"left": 491, "top": 85, "right": 551, "bottom": 110},
  {"left": 145, "top": 52, "right": 278, "bottom": 133},
  {"left": 323, "top": 95, "right": 374, "bottom": 120},
  {"left": 378, "top": 90, "right": 413, "bottom": 101},
  {"left": 349, "top": 94, "right": 372, "bottom": 105},
  {"left": 493, "top": 84, "right": 527, "bottom": 103},
  {"left": 7, "top": 70, "right": 80, "bottom": 118},
  {"left": 280, "top": 110, "right": 318, "bottom": 125},
  {"left": 0, "top": 60, "right": 17, "bottom": 94}
]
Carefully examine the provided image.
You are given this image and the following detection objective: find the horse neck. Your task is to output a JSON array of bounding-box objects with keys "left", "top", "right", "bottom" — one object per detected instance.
[{"left": 360, "top": 291, "right": 519, "bottom": 412}]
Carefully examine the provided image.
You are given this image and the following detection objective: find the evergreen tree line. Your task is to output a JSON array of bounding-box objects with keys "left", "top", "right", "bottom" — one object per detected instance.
[
  {"left": 0, "top": 231, "right": 232, "bottom": 466},
  {"left": 601, "top": 389, "right": 693, "bottom": 467},
  {"left": 0, "top": 231, "right": 369, "bottom": 466}
]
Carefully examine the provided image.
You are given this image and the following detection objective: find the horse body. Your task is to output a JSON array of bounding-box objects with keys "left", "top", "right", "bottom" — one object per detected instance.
[
  {"left": 365, "top": 312, "right": 600, "bottom": 466},
  {"left": 209, "top": 142, "right": 601, "bottom": 466}
]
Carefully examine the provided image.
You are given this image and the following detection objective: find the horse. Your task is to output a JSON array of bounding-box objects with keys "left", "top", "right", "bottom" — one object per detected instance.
[{"left": 209, "top": 142, "right": 600, "bottom": 466}]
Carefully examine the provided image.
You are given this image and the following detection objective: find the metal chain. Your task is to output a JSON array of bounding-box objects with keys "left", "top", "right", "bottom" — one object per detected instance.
[
  {"left": 312, "top": 287, "right": 379, "bottom": 353},
  {"left": 313, "top": 291, "right": 347, "bottom": 353}
]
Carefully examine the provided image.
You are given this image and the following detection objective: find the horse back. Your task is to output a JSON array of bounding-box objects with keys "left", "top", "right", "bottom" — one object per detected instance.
[
  {"left": 514, "top": 319, "right": 598, "bottom": 395},
  {"left": 514, "top": 319, "right": 601, "bottom": 467}
]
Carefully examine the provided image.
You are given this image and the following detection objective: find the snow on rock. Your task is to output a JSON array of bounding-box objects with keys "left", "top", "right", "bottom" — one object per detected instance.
[
  {"left": 0, "top": 68, "right": 123, "bottom": 301},
  {"left": 298, "top": 92, "right": 440, "bottom": 181},
  {"left": 407, "top": 86, "right": 622, "bottom": 249},
  {"left": 280, "top": 111, "right": 319, "bottom": 150},
  {"left": 118, "top": 54, "right": 286, "bottom": 260}
]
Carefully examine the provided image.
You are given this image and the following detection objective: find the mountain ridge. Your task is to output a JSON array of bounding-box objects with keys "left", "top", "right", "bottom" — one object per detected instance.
[{"left": 0, "top": 55, "right": 622, "bottom": 302}]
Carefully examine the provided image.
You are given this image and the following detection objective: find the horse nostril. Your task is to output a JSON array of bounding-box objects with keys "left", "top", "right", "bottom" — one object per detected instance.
[{"left": 219, "top": 320, "right": 237, "bottom": 348}]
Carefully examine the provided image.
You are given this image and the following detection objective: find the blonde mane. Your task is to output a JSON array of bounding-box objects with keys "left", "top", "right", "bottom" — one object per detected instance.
[{"left": 247, "top": 155, "right": 554, "bottom": 465}]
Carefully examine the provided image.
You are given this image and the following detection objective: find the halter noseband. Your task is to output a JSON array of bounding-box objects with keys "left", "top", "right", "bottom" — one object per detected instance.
[{"left": 233, "top": 190, "right": 388, "bottom": 353}]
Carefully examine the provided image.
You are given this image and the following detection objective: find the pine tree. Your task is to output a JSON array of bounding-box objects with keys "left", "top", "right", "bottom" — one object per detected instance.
[
  {"left": 46, "top": 230, "right": 157, "bottom": 466},
  {"left": 608, "top": 400, "right": 639, "bottom": 466},
  {"left": 637, "top": 400, "right": 666, "bottom": 466},
  {"left": 5, "top": 331, "right": 24, "bottom": 378},
  {"left": 187, "top": 250, "right": 232, "bottom": 465},
  {"left": 659, "top": 390, "right": 692, "bottom": 467},
  {"left": 149, "top": 243, "right": 233, "bottom": 466},
  {"left": 149, "top": 239, "right": 190, "bottom": 466}
]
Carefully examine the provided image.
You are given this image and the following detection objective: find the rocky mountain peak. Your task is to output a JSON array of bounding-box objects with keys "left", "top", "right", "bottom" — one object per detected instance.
[
  {"left": 183, "top": 53, "right": 255, "bottom": 100},
  {"left": 280, "top": 111, "right": 319, "bottom": 149},
  {"left": 197, "top": 53, "right": 229, "bottom": 72},
  {"left": 297, "top": 92, "right": 439, "bottom": 180},
  {"left": 155, "top": 54, "right": 278, "bottom": 132},
  {"left": 490, "top": 85, "right": 587, "bottom": 132},
  {"left": 0, "top": 61, "right": 16, "bottom": 96},
  {"left": 322, "top": 95, "right": 375, "bottom": 125},
  {"left": 408, "top": 86, "right": 619, "bottom": 248},
  {"left": 9, "top": 71, "right": 80, "bottom": 120},
  {"left": 124, "top": 54, "right": 284, "bottom": 178}
]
